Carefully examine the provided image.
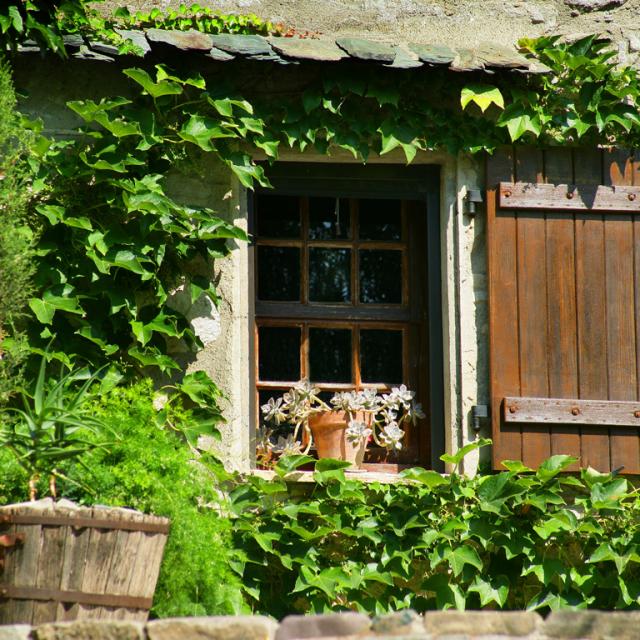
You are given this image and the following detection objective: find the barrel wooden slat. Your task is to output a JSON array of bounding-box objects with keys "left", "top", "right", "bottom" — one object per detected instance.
[
  {"left": 75, "top": 506, "right": 124, "bottom": 621},
  {"left": 0, "top": 499, "right": 168, "bottom": 625},
  {"left": 31, "top": 501, "right": 66, "bottom": 625},
  {"left": 55, "top": 504, "right": 95, "bottom": 621},
  {"left": 6, "top": 502, "right": 44, "bottom": 624},
  {"left": 105, "top": 510, "right": 146, "bottom": 621}
]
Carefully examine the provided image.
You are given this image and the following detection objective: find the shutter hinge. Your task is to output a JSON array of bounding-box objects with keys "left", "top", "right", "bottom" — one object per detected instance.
[
  {"left": 471, "top": 404, "right": 490, "bottom": 432},
  {"left": 463, "top": 189, "right": 484, "bottom": 217}
]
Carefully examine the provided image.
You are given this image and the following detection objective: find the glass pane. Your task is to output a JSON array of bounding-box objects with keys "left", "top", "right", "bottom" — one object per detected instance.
[
  {"left": 309, "top": 197, "right": 350, "bottom": 240},
  {"left": 309, "top": 328, "right": 352, "bottom": 383},
  {"left": 258, "top": 326, "right": 301, "bottom": 381},
  {"left": 257, "top": 246, "right": 300, "bottom": 301},
  {"left": 359, "top": 199, "right": 402, "bottom": 241},
  {"left": 360, "top": 329, "right": 403, "bottom": 383},
  {"left": 309, "top": 248, "right": 351, "bottom": 303},
  {"left": 256, "top": 194, "right": 300, "bottom": 238},
  {"left": 359, "top": 250, "right": 402, "bottom": 304}
]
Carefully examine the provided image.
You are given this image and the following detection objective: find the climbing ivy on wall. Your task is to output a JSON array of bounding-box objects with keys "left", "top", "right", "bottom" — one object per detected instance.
[
  {"left": 28, "top": 67, "right": 250, "bottom": 376},
  {"left": 23, "top": 31, "right": 640, "bottom": 380}
]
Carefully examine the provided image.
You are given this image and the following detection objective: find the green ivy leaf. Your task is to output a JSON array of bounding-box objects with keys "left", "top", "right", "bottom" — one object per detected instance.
[
  {"left": 123, "top": 67, "right": 183, "bottom": 98},
  {"left": 127, "top": 346, "right": 180, "bottom": 372},
  {"left": 469, "top": 575, "right": 509, "bottom": 607},
  {"left": 536, "top": 455, "right": 578, "bottom": 481},
  {"left": 275, "top": 454, "right": 316, "bottom": 477},
  {"left": 460, "top": 84, "right": 505, "bottom": 112},
  {"left": 399, "top": 467, "right": 448, "bottom": 488},
  {"left": 29, "top": 286, "right": 84, "bottom": 324},
  {"left": 441, "top": 437, "right": 492, "bottom": 467}
]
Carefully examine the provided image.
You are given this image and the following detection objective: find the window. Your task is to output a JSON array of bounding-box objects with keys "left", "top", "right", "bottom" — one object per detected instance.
[{"left": 252, "top": 164, "right": 442, "bottom": 469}]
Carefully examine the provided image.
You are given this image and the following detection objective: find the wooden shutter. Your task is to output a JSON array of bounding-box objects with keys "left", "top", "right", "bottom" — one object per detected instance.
[{"left": 487, "top": 147, "right": 640, "bottom": 473}]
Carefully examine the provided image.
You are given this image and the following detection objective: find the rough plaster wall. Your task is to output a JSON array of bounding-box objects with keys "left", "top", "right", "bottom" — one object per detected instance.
[
  {"left": 455, "top": 155, "right": 488, "bottom": 475},
  {"left": 163, "top": 163, "right": 252, "bottom": 471},
  {"left": 100, "top": 0, "right": 640, "bottom": 58}
]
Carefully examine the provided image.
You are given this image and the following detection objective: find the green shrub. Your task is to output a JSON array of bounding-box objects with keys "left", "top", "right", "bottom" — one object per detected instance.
[
  {"left": 0, "top": 379, "right": 246, "bottom": 617},
  {"left": 0, "top": 57, "right": 35, "bottom": 405},
  {"left": 230, "top": 450, "right": 640, "bottom": 617}
]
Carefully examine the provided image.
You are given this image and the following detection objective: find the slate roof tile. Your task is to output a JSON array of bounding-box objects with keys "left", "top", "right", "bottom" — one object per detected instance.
[{"left": 15, "top": 29, "right": 547, "bottom": 75}]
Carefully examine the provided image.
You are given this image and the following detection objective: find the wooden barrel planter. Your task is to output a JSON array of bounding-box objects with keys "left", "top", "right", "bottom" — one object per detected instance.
[{"left": 0, "top": 498, "right": 169, "bottom": 625}]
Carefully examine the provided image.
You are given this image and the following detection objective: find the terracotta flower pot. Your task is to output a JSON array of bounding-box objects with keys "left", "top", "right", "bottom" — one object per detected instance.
[{"left": 308, "top": 411, "right": 370, "bottom": 468}]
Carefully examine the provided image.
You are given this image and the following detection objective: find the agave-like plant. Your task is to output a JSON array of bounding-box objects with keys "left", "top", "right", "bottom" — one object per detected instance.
[{"left": 0, "top": 354, "right": 112, "bottom": 500}]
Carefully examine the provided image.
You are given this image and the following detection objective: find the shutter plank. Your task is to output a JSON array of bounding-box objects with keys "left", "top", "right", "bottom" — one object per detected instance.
[
  {"left": 487, "top": 148, "right": 522, "bottom": 466},
  {"left": 604, "top": 149, "right": 640, "bottom": 472},
  {"left": 544, "top": 149, "right": 580, "bottom": 468},
  {"left": 574, "top": 149, "right": 610, "bottom": 471},
  {"left": 515, "top": 148, "right": 551, "bottom": 468}
]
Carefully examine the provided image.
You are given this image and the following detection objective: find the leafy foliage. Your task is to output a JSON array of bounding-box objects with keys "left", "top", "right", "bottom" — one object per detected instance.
[
  {"left": 0, "top": 380, "right": 246, "bottom": 617},
  {"left": 0, "top": 351, "right": 111, "bottom": 499},
  {"left": 0, "top": 58, "right": 35, "bottom": 404},
  {"left": 113, "top": 4, "right": 278, "bottom": 36},
  {"left": 464, "top": 35, "right": 640, "bottom": 145},
  {"left": 28, "top": 65, "right": 249, "bottom": 380},
  {"left": 231, "top": 446, "right": 640, "bottom": 616},
  {"left": 0, "top": 1, "right": 92, "bottom": 54}
]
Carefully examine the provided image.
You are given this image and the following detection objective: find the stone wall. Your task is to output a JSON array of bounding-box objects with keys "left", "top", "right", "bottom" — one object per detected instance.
[
  {"left": 99, "top": 0, "right": 640, "bottom": 62},
  {"left": 1, "top": 611, "right": 639, "bottom": 640}
]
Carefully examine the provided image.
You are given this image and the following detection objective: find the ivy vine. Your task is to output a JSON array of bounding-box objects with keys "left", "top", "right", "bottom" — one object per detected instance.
[{"left": 25, "top": 32, "right": 640, "bottom": 377}]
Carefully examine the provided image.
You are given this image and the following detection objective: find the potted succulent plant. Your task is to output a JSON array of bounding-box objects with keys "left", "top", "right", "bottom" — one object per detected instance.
[{"left": 259, "top": 380, "right": 424, "bottom": 468}]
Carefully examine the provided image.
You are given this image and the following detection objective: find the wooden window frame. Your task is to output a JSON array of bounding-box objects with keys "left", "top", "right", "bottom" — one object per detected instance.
[{"left": 249, "top": 163, "right": 445, "bottom": 471}]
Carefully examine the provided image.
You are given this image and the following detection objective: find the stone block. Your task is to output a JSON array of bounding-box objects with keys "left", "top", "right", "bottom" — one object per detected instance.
[
  {"left": 147, "top": 29, "right": 213, "bottom": 51},
  {"left": 423, "top": 611, "right": 541, "bottom": 638},
  {"left": 335, "top": 38, "right": 395, "bottom": 63},
  {"left": 564, "top": 0, "right": 627, "bottom": 10},
  {"left": 474, "top": 44, "right": 530, "bottom": 69},
  {"left": 72, "top": 46, "right": 114, "bottom": 63},
  {"left": 89, "top": 41, "right": 121, "bottom": 57},
  {"left": 387, "top": 48, "right": 423, "bottom": 69},
  {"left": 450, "top": 49, "right": 484, "bottom": 72},
  {"left": 269, "top": 38, "right": 346, "bottom": 62},
  {"left": 33, "top": 621, "right": 144, "bottom": 640},
  {"left": 372, "top": 610, "right": 423, "bottom": 635},
  {"left": 544, "top": 610, "right": 640, "bottom": 640},
  {"left": 276, "top": 613, "right": 370, "bottom": 640},
  {"left": 0, "top": 626, "right": 31, "bottom": 640},
  {"left": 115, "top": 30, "right": 151, "bottom": 55},
  {"left": 408, "top": 44, "right": 455, "bottom": 65},
  {"left": 592, "top": 612, "right": 640, "bottom": 640},
  {"left": 147, "top": 616, "right": 278, "bottom": 640},
  {"left": 209, "top": 35, "right": 272, "bottom": 57},
  {"left": 543, "top": 610, "right": 599, "bottom": 638}
]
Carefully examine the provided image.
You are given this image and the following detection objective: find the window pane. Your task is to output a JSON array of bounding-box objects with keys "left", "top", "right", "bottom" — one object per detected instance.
[
  {"left": 359, "top": 249, "right": 402, "bottom": 304},
  {"left": 360, "top": 329, "right": 403, "bottom": 383},
  {"left": 258, "top": 326, "right": 301, "bottom": 381},
  {"left": 256, "top": 194, "right": 300, "bottom": 238},
  {"left": 309, "top": 248, "right": 351, "bottom": 303},
  {"left": 309, "top": 328, "right": 352, "bottom": 383},
  {"left": 358, "top": 199, "right": 402, "bottom": 241},
  {"left": 309, "top": 197, "right": 350, "bottom": 240},
  {"left": 258, "top": 246, "right": 300, "bottom": 301}
]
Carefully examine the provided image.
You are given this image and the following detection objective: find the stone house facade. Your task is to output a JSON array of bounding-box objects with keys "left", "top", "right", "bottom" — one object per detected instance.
[{"left": 13, "top": 0, "right": 640, "bottom": 475}]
